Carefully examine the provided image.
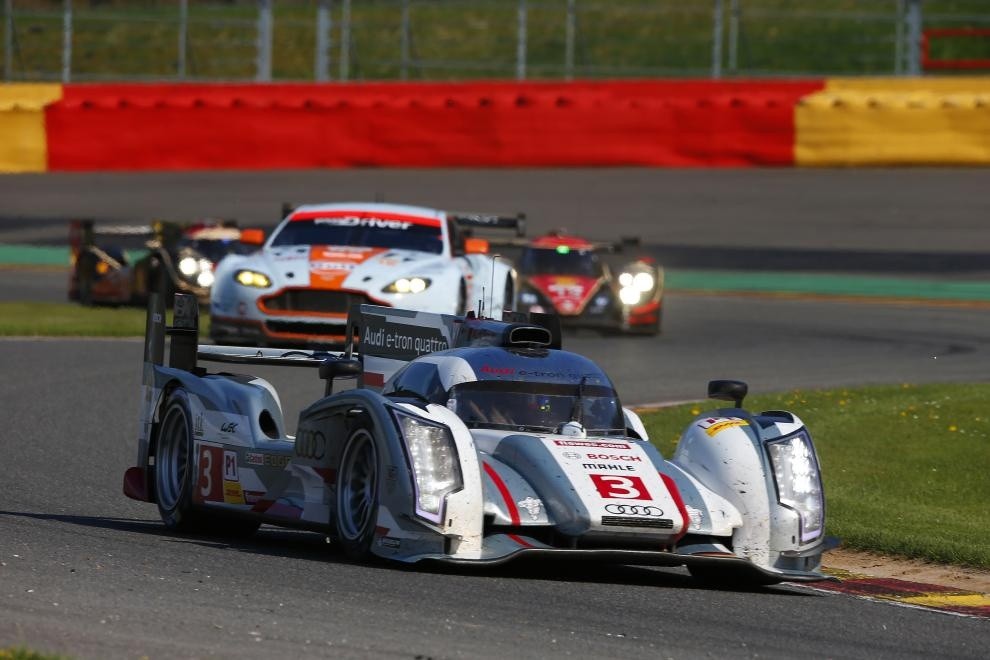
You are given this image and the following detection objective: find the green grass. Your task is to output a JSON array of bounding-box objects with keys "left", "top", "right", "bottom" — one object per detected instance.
[
  {"left": 0, "top": 648, "right": 68, "bottom": 660},
  {"left": 640, "top": 382, "right": 990, "bottom": 569},
  {"left": 0, "top": 302, "right": 208, "bottom": 337},
  {"left": 2, "top": 1, "right": 988, "bottom": 81}
]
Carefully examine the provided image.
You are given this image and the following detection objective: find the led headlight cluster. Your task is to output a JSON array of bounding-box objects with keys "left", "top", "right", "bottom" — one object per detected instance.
[
  {"left": 617, "top": 270, "right": 655, "bottom": 305},
  {"left": 766, "top": 432, "right": 824, "bottom": 542},
  {"left": 383, "top": 277, "right": 431, "bottom": 294},
  {"left": 394, "top": 411, "right": 462, "bottom": 523},
  {"left": 179, "top": 256, "right": 216, "bottom": 288},
  {"left": 234, "top": 269, "right": 272, "bottom": 288}
]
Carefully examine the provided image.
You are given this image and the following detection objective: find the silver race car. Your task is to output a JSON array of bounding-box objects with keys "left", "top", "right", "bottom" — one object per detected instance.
[{"left": 124, "top": 292, "right": 832, "bottom": 585}]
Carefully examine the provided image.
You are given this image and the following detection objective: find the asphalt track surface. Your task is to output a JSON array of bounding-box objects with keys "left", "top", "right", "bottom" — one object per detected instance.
[{"left": 2, "top": 170, "right": 990, "bottom": 659}]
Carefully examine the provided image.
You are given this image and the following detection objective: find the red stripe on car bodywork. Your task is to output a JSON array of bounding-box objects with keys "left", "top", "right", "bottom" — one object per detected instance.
[
  {"left": 289, "top": 209, "right": 441, "bottom": 227},
  {"left": 508, "top": 534, "right": 533, "bottom": 548},
  {"left": 660, "top": 472, "right": 691, "bottom": 543},
  {"left": 483, "top": 461, "right": 521, "bottom": 526}
]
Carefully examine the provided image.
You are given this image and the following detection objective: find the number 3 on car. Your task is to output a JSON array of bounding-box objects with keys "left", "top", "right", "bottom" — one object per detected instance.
[{"left": 590, "top": 474, "right": 652, "bottom": 500}]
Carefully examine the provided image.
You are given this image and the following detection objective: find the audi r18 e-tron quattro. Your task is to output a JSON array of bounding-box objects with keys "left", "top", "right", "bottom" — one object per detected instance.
[
  {"left": 123, "top": 288, "right": 832, "bottom": 585},
  {"left": 69, "top": 219, "right": 249, "bottom": 306},
  {"left": 208, "top": 202, "right": 521, "bottom": 347},
  {"left": 515, "top": 232, "right": 664, "bottom": 335}
]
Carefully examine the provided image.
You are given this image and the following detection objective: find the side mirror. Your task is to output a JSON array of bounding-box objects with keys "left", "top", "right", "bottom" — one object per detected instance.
[
  {"left": 708, "top": 379, "right": 748, "bottom": 408},
  {"left": 320, "top": 357, "right": 362, "bottom": 396},
  {"left": 464, "top": 237, "right": 490, "bottom": 255},
  {"left": 239, "top": 228, "right": 265, "bottom": 246}
]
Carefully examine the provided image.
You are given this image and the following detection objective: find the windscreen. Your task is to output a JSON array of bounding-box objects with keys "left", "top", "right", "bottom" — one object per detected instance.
[
  {"left": 448, "top": 380, "right": 624, "bottom": 435},
  {"left": 520, "top": 248, "right": 603, "bottom": 277},
  {"left": 180, "top": 238, "right": 254, "bottom": 263},
  {"left": 271, "top": 218, "right": 444, "bottom": 254}
]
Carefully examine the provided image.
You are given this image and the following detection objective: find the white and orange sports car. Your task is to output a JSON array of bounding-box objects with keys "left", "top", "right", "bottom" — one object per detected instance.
[{"left": 209, "top": 202, "right": 521, "bottom": 346}]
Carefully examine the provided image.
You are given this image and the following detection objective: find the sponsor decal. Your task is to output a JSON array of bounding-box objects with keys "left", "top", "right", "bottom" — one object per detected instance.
[
  {"left": 295, "top": 429, "right": 326, "bottom": 460},
  {"left": 604, "top": 503, "right": 664, "bottom": 517},
  {"left": 517, "top": 496, "right": 543, "bottom": 521},
  {"left": 195, "top": 444, "right": 224, "bottom": 504},
  {"left": 245, "top": 452, "right": 264, "bottom": 466},
  {"left": 263, "top": 454, "right": 291, "bottom": 469},
  {"left": 480, "top": 365, "right": 515, "bottom": 376},
  {"left": 314, "top": 217, "right": 412, "bottom": 230},
  {"left": 308, "top": 245, "right": 386, "bottom": 289},
  {"left": 582, "top": 463, "right": 635, "bottom": 472},
  {"left": 529, "top": 275, "right": 600, "bottom": 316},
  {"left": 223, "top": 480, "right": 245, "bottom": 505},
  {"left": 561, "top": 451, "right": 582, "bottom": 460},
  {"left": 586, "top": 454, "right": 642, "bottom": 462},
  {"left": 697, "top": 417, "right": 749, "bottom": 437},
  {"left": 554, "top": 440, "right": 631, "bottom": 449},
  {"left": 378, "top": 537, "right": 402, "bottom": 549},
  {"left": 193, "top": 413, "right": 204, "bottom": 438},
  {"left": 590, "top": 474, "right": 652, "bottom": 501},
  {"left": 220, "top": 421, "right": 238, "bottom": 434},
  {"left": 361, "top": 321, "right": 449, "bottom": 360}
]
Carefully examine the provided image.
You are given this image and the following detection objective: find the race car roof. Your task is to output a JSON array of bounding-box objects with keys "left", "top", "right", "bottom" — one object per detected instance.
[
  {"left": 288, "top": 202, "right": 445, "bottom": 228},
  {"left": 440, "top": 345, "right": 616, "bottom": 390},
  {"left": 529, "top": 233, "right": 595, "bottom": 250}
]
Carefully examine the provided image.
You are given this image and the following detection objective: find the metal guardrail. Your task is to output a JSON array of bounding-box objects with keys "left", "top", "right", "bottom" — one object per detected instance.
[{"left": 2, "top": 0, "right": 989, "bottom": 83}]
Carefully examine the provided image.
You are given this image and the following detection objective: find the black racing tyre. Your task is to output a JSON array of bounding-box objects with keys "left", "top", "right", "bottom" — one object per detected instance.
[
  {"left": 154, "top": 389, "right": 204, "bottom": 531},
  {"left": 335, "top": 426, "right": 380, "bottom": 560}
]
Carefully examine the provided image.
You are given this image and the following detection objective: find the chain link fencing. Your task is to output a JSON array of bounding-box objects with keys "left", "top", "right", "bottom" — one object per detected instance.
[{"left": 2, "top": 0, "right": 989, "bottom": 83}]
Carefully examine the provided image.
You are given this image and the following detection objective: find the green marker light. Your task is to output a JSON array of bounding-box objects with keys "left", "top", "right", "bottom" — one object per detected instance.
[{"left": 556, "top": 245, "right": 570, "bottom": 254}]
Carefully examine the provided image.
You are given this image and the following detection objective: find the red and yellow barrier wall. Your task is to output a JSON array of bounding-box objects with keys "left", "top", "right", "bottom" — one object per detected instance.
[{"left": 1, "top": 78, "right": 988, "bottom": 172}]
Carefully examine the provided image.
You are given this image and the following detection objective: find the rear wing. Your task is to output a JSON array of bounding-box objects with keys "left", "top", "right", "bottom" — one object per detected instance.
[
  {"left": 69, "top": 219, "right": 155, "bottom": 257},
  {"left": 449, "top": 212, "right": 526, "bottom": 238}
]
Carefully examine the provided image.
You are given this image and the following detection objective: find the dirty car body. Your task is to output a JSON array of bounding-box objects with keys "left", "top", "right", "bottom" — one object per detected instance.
[{"left": 124, "top": 292, "right": 831, "bottom": 585}]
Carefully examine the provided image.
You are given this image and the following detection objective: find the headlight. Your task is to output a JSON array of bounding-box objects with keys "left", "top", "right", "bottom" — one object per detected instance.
[
  {"left": 520, "top": 292, "right": 539, "bottom": 305},
  {"left": 234, "top": 269, "right": 272, "bottom": 288},
  {"left": 196, "top": 270, "right": 215, "bottom": 288},
  {"left": 618, "top": 269, "right": 655, "bottom": 306},
  {"left": 394, "top": 411, "right": 462, "bottom": 523},
  {"left": 179, "top": 257, "right": 199, "bottom": 276},
  {"left": 766, "top": 432, "right": 824, "bottom": 543},
  {"left": 619, "top": 286, "right": 642, "bottom": 305},
  {"left": 383, "top": 277, "right": 431, "bottom": 294}
]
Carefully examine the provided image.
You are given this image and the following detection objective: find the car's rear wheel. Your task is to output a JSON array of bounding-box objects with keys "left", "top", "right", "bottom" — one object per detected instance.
[
  {"left": 335, "top": 426, "right": 380, "bottom": 560},
  {"left": 155, "top": 389, "right": 202, "bottom": 531}
]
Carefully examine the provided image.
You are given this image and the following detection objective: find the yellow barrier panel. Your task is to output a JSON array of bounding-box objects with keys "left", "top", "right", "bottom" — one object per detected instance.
[
  {"left": 796, "top": 78, "right": 990, "bottom": 166},
  {"left": 0, "top": 84, "right": 63, "bottom": 173}
]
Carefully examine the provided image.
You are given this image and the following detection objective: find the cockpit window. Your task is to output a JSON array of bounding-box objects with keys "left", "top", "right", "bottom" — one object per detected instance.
[
  {"left": 519, "top": 248, "right": 603, "bottom": 277},
  {"left": 448, "top": 380, "right": 624, "bottom": 435},
  {"left": 384, "top": 362, "right": 447, "bottom": 403}
]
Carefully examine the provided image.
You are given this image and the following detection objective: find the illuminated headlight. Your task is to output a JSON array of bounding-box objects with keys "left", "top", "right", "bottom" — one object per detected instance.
[
  {"left": 179, "top": 257, "right": 199, "bottom": 276},
  {"left": 196, "top": 270, "right": 215, "bottom": 288},
  {"left": 383, "top": 277, "right": 431, "bottom": 294},
  {"left": 394, "top": 411, "right": 462, "bottom": 523},
  {"left": 766, "top": 432, "right": 824, "bottom": 543},
  {"left": 520, "top": 292, "right": 539, "bottom": 305},
  {"left": 619, "top": 286, "right": 642, "bottom": 305},
  {"left": 234, "top": 269, "right": 271, "bottom": 288}
]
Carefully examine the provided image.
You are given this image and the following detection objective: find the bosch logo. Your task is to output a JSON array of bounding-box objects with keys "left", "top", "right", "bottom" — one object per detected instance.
[
  {"left": 295, "top": 429, "right": 326, "bottom": 460},
  {"left": 603, "top": 504, "right": 664, "bottom": 517}
]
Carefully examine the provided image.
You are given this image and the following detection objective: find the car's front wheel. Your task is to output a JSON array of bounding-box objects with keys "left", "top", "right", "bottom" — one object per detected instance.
[
  {"left": 155, "top": 389, "right": 202, "bottom": 531},
  {"left": 335, "top": 426, "right": 380, "bottom": 560}
]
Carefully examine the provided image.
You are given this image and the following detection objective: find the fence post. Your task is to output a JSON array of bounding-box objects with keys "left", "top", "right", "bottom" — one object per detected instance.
[
  {"left": 256, "top": 0, "right": 273, "bottom": 81},
  {"left": 61, "top": 0, "right": 72, "bottom": 83},
  {"left": 3, "top": 0, "right": 12, "bottom": 81},
  {"left": 564, "top": 0, "right": 575, "bottom": 80},
  {"left": 178, "top": 0, "right": 188, "bottom": 79},
  {"left": 903, "top": 0, "right": 922, "bottom": 76},
  {"left": 516, "top": 0, "right": 527, "bottom": 80},
  {"left": 711, "top": 0, "right": 723, "bottom": 79},
  {"left": 315, "top": 0, "right": 331, "bottom": 81},
  {"left": 400, "top": 0, "right": 410, "bottom": 80},
  {"left": 728, "top": 0, "right": 739, "bottom": 75},
  {"left": 340, "top": 0, "right": 350, "bottom": 81}
]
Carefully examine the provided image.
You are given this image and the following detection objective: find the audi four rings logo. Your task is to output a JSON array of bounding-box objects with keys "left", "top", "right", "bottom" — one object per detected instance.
[
  {"left": 604, "top": 504, "right": 664, "bottom": 517},
  {"left": 295, "top": 429, "right": 326, "bottom": 459}
]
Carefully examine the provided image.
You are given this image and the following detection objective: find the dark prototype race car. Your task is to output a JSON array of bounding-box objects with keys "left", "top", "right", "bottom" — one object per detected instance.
[
  {"left": 514, "top": 232, "right": 664, "bottom": 335},
  {"left": 69, "top": 219, "right": 256, "bottom": 305},
  {"left": 122, "top": 285, "right": 833, "bottom": 585}
]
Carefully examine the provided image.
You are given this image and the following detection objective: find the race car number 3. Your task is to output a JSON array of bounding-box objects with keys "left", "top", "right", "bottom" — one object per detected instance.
[{"left": 590, "top": 474, "right": 651, "bottom": 500}]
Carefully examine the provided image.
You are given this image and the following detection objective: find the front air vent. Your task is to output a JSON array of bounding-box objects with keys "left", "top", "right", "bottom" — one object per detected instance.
[
  {"left": 507, "top": 325, "right": 552, "bottom": 347},
  {"left": 601, "top": 516, "right": 674, "bottom": 529}
]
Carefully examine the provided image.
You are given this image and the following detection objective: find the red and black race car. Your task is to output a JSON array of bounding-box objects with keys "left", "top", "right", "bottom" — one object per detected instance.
[{"left": 514, "top": 232, "right": 664, "bottom": 335}]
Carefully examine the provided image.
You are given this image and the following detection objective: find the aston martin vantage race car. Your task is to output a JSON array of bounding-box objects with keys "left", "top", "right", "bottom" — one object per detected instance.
[
  {"left": 209, "top": 202, "right": 521, "bottom": 347},
  {"left": 69, "top": 219, "right": 249, "bottom": 305},
  {"left": 515, "top": 232, "right": 664, "bottom": 335},
  {"left": 124, "top": 290, "right": 832, "bottom": 585}
]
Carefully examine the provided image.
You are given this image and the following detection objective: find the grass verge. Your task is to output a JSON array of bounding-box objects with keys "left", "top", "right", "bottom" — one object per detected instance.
[
  {"left": 0, "top": 648, "right": 68, "bottom": 660},
  {"left": 0, "top": 302, "right": 208, "bottom": 337},
  {"left": 640, "top": 382, "right": 990, "bottom": 569}
]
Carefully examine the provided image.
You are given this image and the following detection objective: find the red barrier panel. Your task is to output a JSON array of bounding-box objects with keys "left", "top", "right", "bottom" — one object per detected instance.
[{"left": 45, "top": 80, "right": 824, "bottom": 170}]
